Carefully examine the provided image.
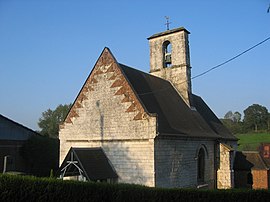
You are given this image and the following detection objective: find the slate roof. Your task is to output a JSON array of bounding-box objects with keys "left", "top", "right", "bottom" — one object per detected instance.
[
  {"left": 234, "top": 151, "right": 269, "bottom": 171},
  {"left": 0, "top": 114, "right": 39, "bottom": 140},
  {"left": 59, "top": 147, "right": 118, "bottom": 181},
  {"left": 119, "top": 63, "right": 237, "bottom": 141}
]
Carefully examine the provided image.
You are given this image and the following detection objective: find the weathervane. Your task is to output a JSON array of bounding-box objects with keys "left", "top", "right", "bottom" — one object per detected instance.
[{"left": 165, "top": 16, "right": 171, "bottom": 30}]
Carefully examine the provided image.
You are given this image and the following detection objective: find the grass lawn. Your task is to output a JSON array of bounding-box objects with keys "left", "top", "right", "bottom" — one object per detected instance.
[{"left": 235, "top": 133, "right": 270, "bottom": 151}]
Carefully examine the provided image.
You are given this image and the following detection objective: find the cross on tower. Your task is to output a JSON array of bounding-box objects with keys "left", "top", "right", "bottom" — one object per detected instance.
[{"left": 165, "top": 16, "right": 171, "bottom": 30}]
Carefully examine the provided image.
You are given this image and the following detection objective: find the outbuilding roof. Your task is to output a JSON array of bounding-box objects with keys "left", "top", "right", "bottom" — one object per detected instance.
[
  {"left": 59, "top": 147, "right": 118, "bottom": 181},
  {"left": 234, "top": 151, "right": 269, "bottom": 171},
  {"left": 0, "top": 114, "right": 39, "bottom": 140}
]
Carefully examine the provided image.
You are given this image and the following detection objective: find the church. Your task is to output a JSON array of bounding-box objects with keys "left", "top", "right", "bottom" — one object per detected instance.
[{"left": 59, "top": 27, "right": 238, "bottom": 189}]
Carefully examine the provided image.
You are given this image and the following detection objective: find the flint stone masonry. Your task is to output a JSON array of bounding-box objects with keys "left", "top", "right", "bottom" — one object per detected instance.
[{"left": 155, "top": 137, "right": 215, "bottom": 188}]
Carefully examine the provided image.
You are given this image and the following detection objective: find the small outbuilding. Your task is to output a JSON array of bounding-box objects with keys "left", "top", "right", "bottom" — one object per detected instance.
[
  {"left": 59, "top": 147, "right": 118, "bottom": 182},
  {"left": 234, "top": 151, "right": 270, "bottom": 189},
  {"left": 0, "top": 114, "right": 38, "bottom": 173}
]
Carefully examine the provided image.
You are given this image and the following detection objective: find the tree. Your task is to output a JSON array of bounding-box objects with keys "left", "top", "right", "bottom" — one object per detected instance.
[
  {"left": 21, "top": 135, "right": 59, "bottom": 177},
  {"left": 224, "top": 111, "right": 234, "bottom": 120},
  {"left": 38, "top": 104, "right": 72, "bottom": 138},
  {"left": 243, "top": 104, "right": 269, "bottom": 132},
  {"left": 224, "top": 111, "right": 241, "bottom": 123},
  {"left": 234, "top": 111, "right": 242, "bottom": 123},
  {"left": 222, "top": 111, "right": 243, "bottom": 134}
]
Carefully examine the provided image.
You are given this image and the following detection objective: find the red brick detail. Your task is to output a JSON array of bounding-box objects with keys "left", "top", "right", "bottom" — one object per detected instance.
[
  {"left": 106, "top": 64, "right": 115, "bottom": 73},
  {"left": 78, "top": 93, "right": 88, "bottom": 103},
  {"left": 88, "top": 85, "right": 94, "bottom": 91},
  {"left": 109, "top": 73, "right": 117, "bottom": 80},
  {"left": 65, "top": 118, "right": 72, "bottom": 124},
  {"left": 90, "top": 78, "right": 98, "bottom": 84},
  {"left": 96, "top": 49, "right": 114, "bottom": 67},
  {"left": 115, "top": 86, "right": 126, "bottom": 95},
  {"left": 111, "top": 79, "right": 124, "bottom": 88},
  {"left": 111, "top": 69, "right": 147, "bottom": 120},
  {"left": 93, "top": 68, "right": 103, "bottom": 75},
  {"left": 133, "top": 112, "right": 144, "bottom": 120},
  {"left": 64, "top": 109, "right": 78, "bottom": 125},
  {"left": 75, "top": 102, "right": 82, "bottom": 108},
  {"left": 121, "top": 95, "right": 131, "bottom": 103},
  {"left": 126, "top": 103, "right": 137, "bottom": 112},
  {"left": 69, "top": 109, "right": 79, "bottom": 118}
]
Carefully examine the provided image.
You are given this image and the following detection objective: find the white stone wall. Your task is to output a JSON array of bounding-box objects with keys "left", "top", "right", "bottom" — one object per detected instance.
[
  {"left": 62, "top": 139, "right": 155, "bottom": 186},
  {"left": 154, "top": 137, "right": 216, "bottom": 188},
  {"left": 148, "top": 29, "right": 191, "bottom": 105},
  {"left": 59, "top": 49, "right": 157, "bottom": 186},
  {"left": 217, "top": 143, "right": 234, "bottom": 189},
  {"left": 149, "top": 30, "right": 190, "bottom": 72}
]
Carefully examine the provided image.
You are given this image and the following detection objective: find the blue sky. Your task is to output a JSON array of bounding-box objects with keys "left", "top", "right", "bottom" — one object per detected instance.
[{"left": 0, "top": 0, "right": 270, "bottom": 130}]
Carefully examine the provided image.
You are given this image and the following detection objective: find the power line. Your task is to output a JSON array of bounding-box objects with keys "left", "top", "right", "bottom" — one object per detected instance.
[
  {"left": 191, "top": 36, "right": 270, "bottom": 80},
  {"left": 138, "top": 35, "right": 270, "bottom": 96}
]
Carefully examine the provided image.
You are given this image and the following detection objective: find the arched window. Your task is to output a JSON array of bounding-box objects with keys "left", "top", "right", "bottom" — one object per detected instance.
[
  {"left": 197, "top": 148, "right": 205, "bottom": 183},
  {"left": 163, "top": 41, "right": 172, "bottom": 67}
]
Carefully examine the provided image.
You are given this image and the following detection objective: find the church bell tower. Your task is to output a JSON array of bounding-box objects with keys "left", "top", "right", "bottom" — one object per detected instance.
[{"left": 148, "top": 27, "right": 192, "bottom": 106}]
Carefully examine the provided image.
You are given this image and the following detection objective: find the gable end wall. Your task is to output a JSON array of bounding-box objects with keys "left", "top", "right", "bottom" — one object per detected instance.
[{"left": 59, "top": 49, "right": 157, "bottom": 186}]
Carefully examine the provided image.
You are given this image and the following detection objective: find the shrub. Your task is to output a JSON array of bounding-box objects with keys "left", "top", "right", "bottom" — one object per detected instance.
[
  {"left": 0, "top": 174, "right": 269, "bottom": 202},
  {"left": 20, "top": 135, "right": 59, "bottom": 177}
]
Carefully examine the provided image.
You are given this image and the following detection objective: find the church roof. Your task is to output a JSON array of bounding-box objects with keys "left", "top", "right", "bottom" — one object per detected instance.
[
  {"left": 59, "top": 147, "right": 118, "bottom": 181},
  {"left": 119, "top": 63, "right": 237, "bottom": 141}
]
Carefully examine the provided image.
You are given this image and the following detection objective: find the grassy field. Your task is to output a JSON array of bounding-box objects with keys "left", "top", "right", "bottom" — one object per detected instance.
[{"left": 235, "top": 133, "right": 270, "bottom": 151}]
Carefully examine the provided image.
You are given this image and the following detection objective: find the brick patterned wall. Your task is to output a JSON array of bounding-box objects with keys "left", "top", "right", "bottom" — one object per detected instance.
[
  {"left": 59, "top": 48, "right": 157, "bottom": 186},
  {"left": 154, "top": 137, "right": 215, "bottom": 188},
  {"left": 252, "top": 170, "right": 269, "bottom": 189}
]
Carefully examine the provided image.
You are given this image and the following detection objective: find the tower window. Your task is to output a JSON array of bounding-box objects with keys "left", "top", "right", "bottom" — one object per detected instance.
[{"left": 163, "top": 41, "right": 172, "bottom": 67}]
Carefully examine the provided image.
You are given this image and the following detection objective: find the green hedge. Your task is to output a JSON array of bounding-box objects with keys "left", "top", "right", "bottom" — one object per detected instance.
[{"left": 0, "top": 174, "right": 269, "bottom": 202}]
